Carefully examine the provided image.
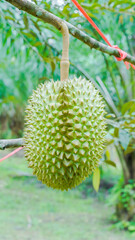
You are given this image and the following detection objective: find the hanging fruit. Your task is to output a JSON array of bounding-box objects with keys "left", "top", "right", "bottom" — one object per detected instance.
[{"left": 24, "top": 22, "right": 106, "bottom": 190}]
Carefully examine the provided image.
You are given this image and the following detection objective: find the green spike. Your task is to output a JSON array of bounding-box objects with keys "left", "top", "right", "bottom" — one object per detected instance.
[
  {"left": 63, "top": 159, "right": 72, "bottom": 167},
  {"left": 59, "top": 167, "right": 65, "bottom": 175},
  {"left": 65, "top": 153, "right": 71, "bottom": 159},
  {"left": 82, "top": 142, "right": 89, "bottom": 149},
  {"left": 81, "top": 117, "right": 87, "bottom": 124},
  {"left": 59, "top": 152, "right": 64, "bottom": 160},
  {"left": 51, "top": 166, "right": 55, "bottom": 173},
  {"left": 51, "top": 140, "right": 56, "bottom": 146},
  {"left": 58, "top": 111, "right": 63, "bottom": 118},
  {"left": 74, "top": 148, "right": 78, "bottom": 154},
  {"left": 50, "top": 149, "right": 55, "bottom": 156},
  {"left": 65, "top": 144, "right": 73, "bottom": 151},
  {"left": 55, "top": 133, "right": 62, "bottom": 140},
  {"left": 45, "top": 144, "right": 49, "bottom": 151},
  {"left": 55, "top": 173, "right": 58, "bottom": 179},
  {"left": 53, "top": 118, "right": 59, "bottom": 124},
  {"left": 46, "top": 162, "right": 50, "bottom": 168},
  {"left": 65, "top": 119, "right": 73, "bottom": 126},
  {"left": 46, "top": 155, "right": 50, "bottom": 161},
  {"left": 84, "top": 132, "right": 90, "bottom": 138},
  {"left": 48, "top": 113, "right": 53, "bottom": 120},
  {"left": 67, "top": 131, "right": 74, "bottom": 139},
  {"left": 73, "top": 165, "right": 77, "bottom": 173},
  {"left": 79, "top": 149, "right": 85, "bottom": 156},
  {"left": 75, "top": 163, "right": 79, "bottom": 168},
  {"left": 75, "top": 124, "right": 82, "bottom": 130},
  {"left": 77, "top": 108, "right": 83, "bottom": 116},
  {"left": 68, "top": 109, "right": 74, "bottom": 117},
  {"left": 57, "top": 141, "right": 64, "bottom": 150},
  {"left": 51, "top": 127, "right": 56, "bottom": 135},
  {"left": 49, "top": 174, "right": 52, "bottom": 179},
  {"left": 72, "top": 140, "right": 81, "bottom": 148},
  {"left": 80, "top": 138, "right": 85, "bottom": 143},
  {"left": 73, "top": 154, "right": 79, "bottom": 162},
  {"left": 56, "top": 162, "right": 61, "bottom": 169},
  {"left": 46, "top": 122, "right": 51, "bottom": 128},
  {"left": 59, "top": 120, "right": 64, "bottom": 126},
  {"left": 74, "top": 116, "right": 80, "bottom": 122},
  {"left": 67, "top": 171, "right": 73, "bottom": 179},
  {"left": 63, "top": 136, "right": 68, "bottom": 143},
  {"left": 82, "top": 158, "right": 87, "bottom": 164},
  {"left": 61, "top": 127, "right": 66, "bottom": 133},
  {"left": 68, "top": 167, "right": 72, "bottom": 173},
  {"left": 52, "top": 158, "right": 56, "bottom": 164}
]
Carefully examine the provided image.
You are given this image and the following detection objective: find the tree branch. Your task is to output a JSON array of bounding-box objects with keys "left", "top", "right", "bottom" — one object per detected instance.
[
  {"left": 0, "top": 138, "right": 24, "bottom": 150},
  {"left": 5, "top": 0, "right": 135, "bottom": 65}
]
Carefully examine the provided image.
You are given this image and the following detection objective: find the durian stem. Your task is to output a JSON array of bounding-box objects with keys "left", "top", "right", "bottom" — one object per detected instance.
[{"left": 60, "top": 22, "right": 70, "bottom": 81}]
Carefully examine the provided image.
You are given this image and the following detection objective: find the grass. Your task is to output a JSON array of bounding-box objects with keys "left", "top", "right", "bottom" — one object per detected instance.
[{"left": 0, "top": 150, "right": 134, "bottom": 240}]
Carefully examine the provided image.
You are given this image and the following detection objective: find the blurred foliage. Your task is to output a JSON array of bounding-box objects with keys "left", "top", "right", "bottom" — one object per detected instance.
[
  {"left": 106, "top": 99, "right": 135, "bottom": 155},
  {"left": 0, "top": 154, "right": 133, "bottom": 240},
  {"left": 109, "top": 179, "right": 135, "bottom": 232}
]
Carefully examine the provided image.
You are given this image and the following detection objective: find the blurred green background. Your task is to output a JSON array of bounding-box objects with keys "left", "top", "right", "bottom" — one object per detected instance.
[
  {"left": 0, "top": 152, "right": 133, "bottom": 240},
  {"left": 0, "top": 0, "right": 135, "bottom": 239}
]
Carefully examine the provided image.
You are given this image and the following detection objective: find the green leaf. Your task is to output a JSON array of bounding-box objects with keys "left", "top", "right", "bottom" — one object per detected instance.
[
  {"left": 119, "top": 129, "right": 131, "bottom": 150},
  {"left": 92, "top": 168, "right": 100, "bottom": 192},
  {"left": 106, "top": 150, "right": 110, "bottom": 160},
  {"left": 22, "top": 32, "right": 36, "bottom": 40},
  {"left": 106, "top": 114, "right": 116, "bottom": 118},
  {"left": 129, "top": 104, "right": 135, "bottom": 115},
  {"left": 121, "top": 101, "right": 135, "bottom": 115},
  {"left": 51, "top": 60, "right": 56, "bottom": 73},
  {"left": 5, "top": 16, "right": 15, "bottom": 22},
  {"left": 31, "top": 19, "right": 41, "bottom": 32},
  {"left": 104, "top": 160, "right": 116, "bottom": 168},
  {"left": 114, "top": 127, "right": 119, "bottom": 138},
  {"left": 23, "top": 15, "right": 29, "bottom": 29},
  {"left": 124, "top": 145, "right": 135, "bottom": 155},
  {"left": 33, "top": 42, "right": 42, "bottom": 47},
  {"left": 128, "top": 225, "right": 135, "bottom": 232}
]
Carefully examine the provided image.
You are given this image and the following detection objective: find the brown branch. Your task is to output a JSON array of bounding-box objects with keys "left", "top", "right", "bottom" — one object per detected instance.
[
  {"left": 0, "top": 138, "right": 24, "bottom": 150},
  {"left": 5, "top": 0, "right": 135, "bottom": 65}
]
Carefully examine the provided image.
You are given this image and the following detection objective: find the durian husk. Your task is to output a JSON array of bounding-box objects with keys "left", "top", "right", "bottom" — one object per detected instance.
[{"left": 24, "top": 77, "right": 106, "bottom": 190}]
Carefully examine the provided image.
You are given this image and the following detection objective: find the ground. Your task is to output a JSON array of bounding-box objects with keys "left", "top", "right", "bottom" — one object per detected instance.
[{"left": 0, "top": 151, "right": 134, "bottom": 240}]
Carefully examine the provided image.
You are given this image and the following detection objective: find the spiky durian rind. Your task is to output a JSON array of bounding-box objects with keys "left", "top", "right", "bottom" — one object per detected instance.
[{"left": 24, "top": 77, "right": 106, "bottom": 190}]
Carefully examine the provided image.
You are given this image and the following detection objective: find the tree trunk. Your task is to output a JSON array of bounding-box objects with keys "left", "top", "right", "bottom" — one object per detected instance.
[
  {"left": 125, "top": 151, "right": 135, "bottom": 181},
  {"left": 115, "top": 150, "right": 135, "bottom": 222}
]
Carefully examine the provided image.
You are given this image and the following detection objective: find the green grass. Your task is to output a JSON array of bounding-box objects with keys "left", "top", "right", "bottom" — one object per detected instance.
[{"left": 0, "top": 151, "right": 134, "bottom": 240}]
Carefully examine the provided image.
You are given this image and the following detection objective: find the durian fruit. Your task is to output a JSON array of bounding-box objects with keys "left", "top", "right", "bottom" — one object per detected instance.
[
  {"left": 24, "top": 22, "right": 106, "bottom": 190},
  {"left": 24, "top": 77, "right": 106, "bottom": 190}
]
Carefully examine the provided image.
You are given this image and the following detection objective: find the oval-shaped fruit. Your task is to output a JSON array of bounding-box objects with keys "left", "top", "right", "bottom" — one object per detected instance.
[{"left": 24, "top": 77, "right": 106, "bottom": 190}]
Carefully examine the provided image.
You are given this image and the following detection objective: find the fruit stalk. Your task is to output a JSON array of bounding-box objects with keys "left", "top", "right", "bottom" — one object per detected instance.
[{"left": 60, "top": 22, "right": 70, "bottom": 81}]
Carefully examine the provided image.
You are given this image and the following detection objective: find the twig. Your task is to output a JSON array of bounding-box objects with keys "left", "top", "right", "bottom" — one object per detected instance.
[
  {"left": 0, "top": 138, "right": 24, "bottom": 150},
  {"left": 5, "top": 0, "right": 135, "bottom": 65}
]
